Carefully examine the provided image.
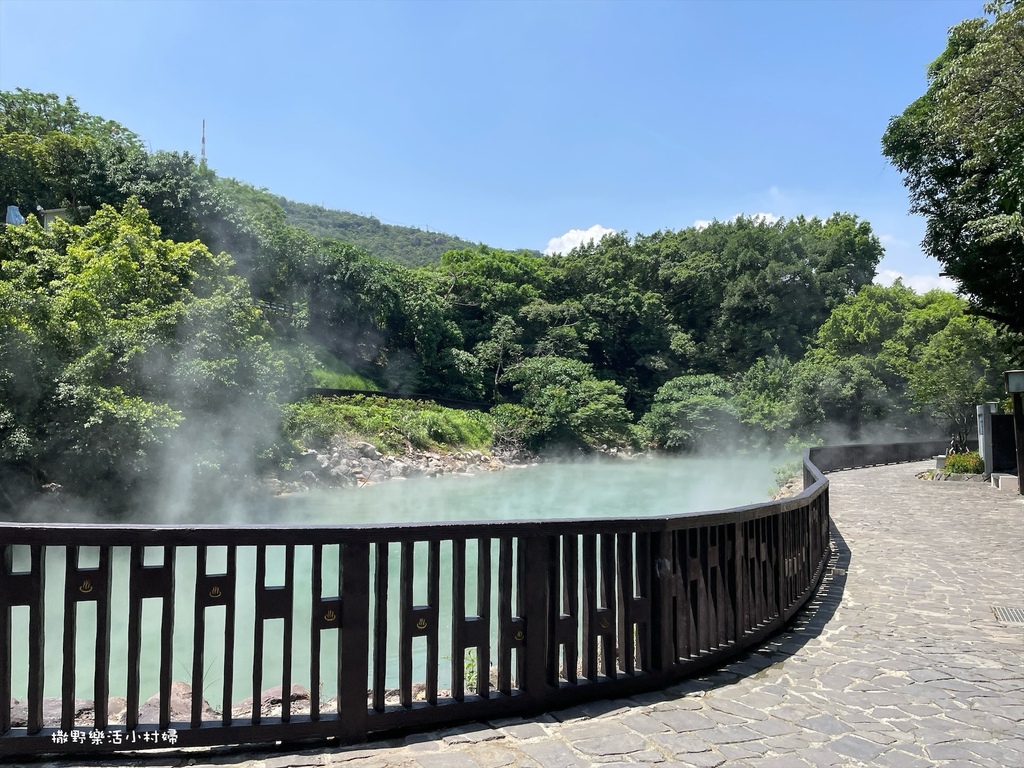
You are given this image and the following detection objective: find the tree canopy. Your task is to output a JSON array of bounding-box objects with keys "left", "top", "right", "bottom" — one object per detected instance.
[{"left": 882, "top": 1, "right": 1024, "bottom": 339}]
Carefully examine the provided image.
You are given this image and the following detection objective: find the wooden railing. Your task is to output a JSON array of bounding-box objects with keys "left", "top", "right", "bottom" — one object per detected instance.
[{"left": 0, "top": 441, "right": 944, "bottom": 757}]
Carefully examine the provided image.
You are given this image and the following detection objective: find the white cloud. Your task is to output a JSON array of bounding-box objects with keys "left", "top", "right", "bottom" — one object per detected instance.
[
  {"left": 878, "top": 233, "right": 913, "bottom": 249},
  {"left": 692, "top": 212, "right": 781, "bottom": 230},
  {"left": 544, "top": 224, "right": 615, "bottom": 256},
  {"left": 874, "top": 268, "right": 957, "bottom": 294},
  {"left": 746, "top": 211, "right": 781, "bottom": 225}
]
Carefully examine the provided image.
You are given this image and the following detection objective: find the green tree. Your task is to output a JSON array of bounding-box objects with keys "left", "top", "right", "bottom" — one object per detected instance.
[
  {"left": 0, "top": 200, "right": 293, "bottom": 512},
  {"left": 1, "top": 88, "right": 145, "bottom": 214},
  {"left": 790, "top": 350, "right": 888, "bottom": 442},
  {"left": 639, "top": 374, "right": 738, "bottom": 452},
  {"left": 497, "top": 357, "right": 631, "bottom": 450},
  {"left": 473, "top": 314, "right": 524, "bottom": 399},
  {"left": 882, "top": 1, "right": 1024, "bottom": 337},
  {"left": 905, "top": 314, "right": 1014, "bottom": 449},
  {"left": 733, "top": 355, "right": 800, "bottom": 445}
]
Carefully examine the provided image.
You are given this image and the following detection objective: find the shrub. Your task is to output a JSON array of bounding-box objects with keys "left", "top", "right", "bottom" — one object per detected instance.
[
  {"left": 283, "top": 395, "right": 493, "bottom": 454},
  {"left": 944, "top": 451, "right": 983, "bottom": 474}
]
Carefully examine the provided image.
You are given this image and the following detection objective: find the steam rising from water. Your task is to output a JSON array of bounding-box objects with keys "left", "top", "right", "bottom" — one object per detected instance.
[{"left": 273, "top": 454, "right": 783, "bottom": 527}]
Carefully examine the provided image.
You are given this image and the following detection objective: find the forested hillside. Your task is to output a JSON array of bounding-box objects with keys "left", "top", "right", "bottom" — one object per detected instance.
[
  {"left": 1, "top": 84, "right": 1018, "bottom": 517},
  {"left": 277, "top": 198, "right": 486, "bottom": 268}
]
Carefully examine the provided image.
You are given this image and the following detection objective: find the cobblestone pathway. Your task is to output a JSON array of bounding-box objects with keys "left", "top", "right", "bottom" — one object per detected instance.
[{"left": 26, "top": 462, "right": 1024, "bottom": 768}]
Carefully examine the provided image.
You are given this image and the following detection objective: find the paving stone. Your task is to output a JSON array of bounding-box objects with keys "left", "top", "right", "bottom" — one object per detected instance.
[
  {"left": 716, "top": 743, "right": 767, "bottom": 760},
  {"left": 264, "top": 756, "right": 324, "bottom": 768},
  {"left": 743, "top": 757, "right": 814, "bottom": 768},
  {"left": 696, "top": 725, "right": 761, "bottom": 745},
  {"left": 620, "top": 712, "right": 671, "bottom": 735},
  {"left": 647, "top": 732, "right": 713, "bottom": 755},
  {"left": 629, "top": 749, "right": 668, "bottom": 763},
  {"left": 763, "top": 733, "right": 823, "bottom": 751},
  {"left": 473, "top": 747, "right": 520, "bottom": 768},
  {"left": 801, "top": 714, "right": 852, "bottom": 736},
  {"left": 572, "top": 732, "right": 648, "bottom": 756},
  {"left": 679, "top": 751, "right": 726, "bottom": 768},
  {"left": 498, "top": 722, "right": 548, "bottom": 740},
  {"left": 871, "top": 750, "right": 936, "bottom": 768},
  {"left": 704, "top": 698, "right": 769, "bottom": 721},
  {"left": 413, "top": 752, "right": 482, "bottom": 768},
  {"left": 442, "top": 724, "right": 504, "bottom": 745},
  {"left": 651, "top": 709, "right": 719, "bottom": 733},
  {"left": 702, "top": 709, "right": 748, "bottom": 726},
  {"left": 327, "top": 748, "right": 386, "bottom": 763},
  {"left": 768, "top": 705, "right": 820, "bottom": 723},
  {"left": 793, "top": 746, "right": 848, "bottom": 766},
  {"left": 518, "top": 741, "right": 588, "bottom": 768},
  {"left": 828, "top": 734, "right": 887, "bottom": 762},
  {"left": 924, "top": 742, "right": 988, "bottom": 762},
  {"left": 747, "top": 719, "right": 800, "bottom": 737}
]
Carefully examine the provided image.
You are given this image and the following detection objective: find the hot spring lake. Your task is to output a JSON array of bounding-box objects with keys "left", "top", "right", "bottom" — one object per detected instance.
[
  {"left": 7, "top": 455, "right": 786, "bottom": 705},
  {"left": 228, "top": 454, "right": 782, "bottom": 526}
]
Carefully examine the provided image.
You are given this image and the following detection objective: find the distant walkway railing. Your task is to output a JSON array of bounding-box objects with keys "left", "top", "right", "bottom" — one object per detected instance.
[{"left": 0, "top": 440, "right": 947, "bottom": 757}]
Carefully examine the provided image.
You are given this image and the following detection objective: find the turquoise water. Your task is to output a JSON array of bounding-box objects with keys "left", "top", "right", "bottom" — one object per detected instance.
[
  {"left": 8, "top": 456, "right": 781, "bottom": 711},
  {"left": 268, "top": 455, "right": 779, "bottom": 525}
]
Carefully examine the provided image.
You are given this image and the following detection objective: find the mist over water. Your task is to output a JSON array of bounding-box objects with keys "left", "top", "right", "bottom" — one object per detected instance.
[
  {"left": 7, "top": 455, "right": 787, "bottom": 708},
  {"left": 271, "top": 454, "right": 783, "bottom": 526}
]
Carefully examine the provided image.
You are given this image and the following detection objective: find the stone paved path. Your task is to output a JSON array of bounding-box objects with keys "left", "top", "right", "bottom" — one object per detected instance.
[{"left": 27, "top": 462, "right": 1024, "bottom": 768}]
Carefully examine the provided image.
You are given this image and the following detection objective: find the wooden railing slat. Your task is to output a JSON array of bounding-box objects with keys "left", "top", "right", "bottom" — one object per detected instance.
[
  {"left": 338, "top": 542, "right": 370, "bottom": 742},
  {"left": 451, "top": 538, "right": 467, "bottom": 702},
  {"left": 310, "top": 544, "right": 323, "bottom": 721},
  {"left": 0, "top": 545, "right": 11, "bottom": 735},
  {"left": 159, "top": 546, "right": 176, "bottom": 731},
  {"left": 192, "top": 545, "right": 207, "bottom": 728},
  {"left": 497, "top": 537, "right": 514, "bottom": 695},
  {"left": 93, "top": 547, "right": 112, "bottom": 730},
  {"left": 372, "top": 542, "right": 388, "bottom": 712},
  {"left": 222, "top": 546, "right": 237, "bottom": 726},
  {"left": 426, "top": 540, "right": 439, "bottom": 706},
  {"left": 476, "top": 536, "right": 492, "bottom": 698}
]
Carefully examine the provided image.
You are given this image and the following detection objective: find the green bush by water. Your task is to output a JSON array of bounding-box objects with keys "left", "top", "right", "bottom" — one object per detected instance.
[
  {"left": 945, "top": 451, "right": 984, "bottom": 474},
  {"left": 284, "top": 395, "right": 494, "bottom": 454}
]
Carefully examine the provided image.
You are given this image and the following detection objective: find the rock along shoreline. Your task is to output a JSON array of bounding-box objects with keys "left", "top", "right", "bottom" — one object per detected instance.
[{"left": 263, "top": 440, "right": 647, "bottom": 496}]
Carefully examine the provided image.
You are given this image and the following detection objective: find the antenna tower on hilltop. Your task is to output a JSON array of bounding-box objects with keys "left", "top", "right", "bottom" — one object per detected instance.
[{"left": 200, "top": 119, "right": 207, "bottom": 168}]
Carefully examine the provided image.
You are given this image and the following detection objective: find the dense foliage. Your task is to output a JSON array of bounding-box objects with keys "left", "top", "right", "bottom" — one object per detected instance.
[
  {"left": 883, "top": 1, "right": 1024, "bottom": 338},
  {"left": 1, "top": 83, "right": 1017, "bottom": 516},
  {"left": 0, "top": 200, "right": 297, "bottom": 511}
]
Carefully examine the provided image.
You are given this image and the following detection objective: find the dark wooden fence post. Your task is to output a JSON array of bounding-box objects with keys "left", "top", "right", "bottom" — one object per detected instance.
[
  {"left": 338, "top": 542, "right": 370, "bottom": 742},
  {"left": 522, "top": 535, "right": 552, "bottom": 707},
  {"left": 650, "top": 531, "right": 675, "bottom": 671}
]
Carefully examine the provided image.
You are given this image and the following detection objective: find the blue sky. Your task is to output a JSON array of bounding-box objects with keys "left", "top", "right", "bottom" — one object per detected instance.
[{"left": 0, "top": 0, "right": 985, "bottom": 290}]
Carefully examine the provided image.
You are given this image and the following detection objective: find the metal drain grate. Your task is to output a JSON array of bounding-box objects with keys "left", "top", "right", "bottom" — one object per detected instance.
[{"left": 993, "top": 606, "right": 1024, "bottom": 623}]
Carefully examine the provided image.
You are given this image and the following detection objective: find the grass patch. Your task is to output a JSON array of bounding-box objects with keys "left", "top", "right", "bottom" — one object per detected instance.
[
  {"left": 295, "top": 332, "right": 380, "bottom": 391},
  {"left": 309, "top": 348, "right": 379, "bottom": 391},
  {"left": 284, "top": 395, "right": 494, "bottom": 455},
  {"left": 311, "top": 366, "right": 378, "bottom": 390}
]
